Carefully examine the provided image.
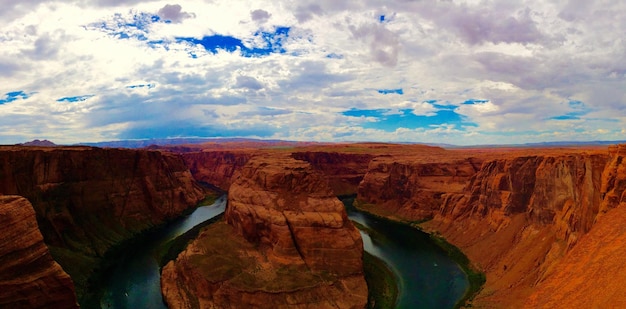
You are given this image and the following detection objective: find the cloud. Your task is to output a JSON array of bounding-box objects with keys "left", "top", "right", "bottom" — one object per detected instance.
[
  {"left": 235, "top": 76, "right": 264, "bottom": 90},
  {"left": 0, "top": 0, "right": 625, "bottom": 145},
  {"left": 157, "top": 4, "right": 194, "bottom": 23},
  {"left": 251, "top": 9, "right": 271, "bottom": 23},
  {"left": 349, "top": 22, "right": 400, "bottom": 67},
  {"left": 294, "top": 4, "right": 324, "bottom": 23}
]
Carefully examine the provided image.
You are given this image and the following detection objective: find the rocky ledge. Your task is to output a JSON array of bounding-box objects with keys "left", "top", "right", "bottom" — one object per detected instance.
[
  {"left": 161, "top": 154, "right": 368, "bottom": 308},
  {"left": 0, "top": 195, "right": 78, "bottom": 308}
]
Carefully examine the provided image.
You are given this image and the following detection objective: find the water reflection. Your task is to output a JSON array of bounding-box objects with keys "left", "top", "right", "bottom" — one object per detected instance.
[{"left": 344, "top": 198, "right": 468, "bottom": 309}]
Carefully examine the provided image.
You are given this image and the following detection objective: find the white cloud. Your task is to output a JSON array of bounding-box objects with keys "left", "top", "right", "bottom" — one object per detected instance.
[{"left": 0, "top": 0, "right": 624, "bottom": 145}]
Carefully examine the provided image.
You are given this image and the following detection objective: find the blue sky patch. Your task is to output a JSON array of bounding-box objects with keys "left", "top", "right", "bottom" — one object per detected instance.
[
  {"left": 550, "top": 115, "right": 580, "bottom": 120},
  {"left": 177, "top": 26, "right": 291, "bottom": 58},
  {"left": 89, "top": 11, "right": 164, "bottom": 42},
  {"left": 126, "top": 83, "right": 155, "bottom": 89},
  {"left": 549, "top": 100, "right": 590, "bottom": 121},
  {"left": 0, "top": 90, "right": 30, "bottom": 104},
  {"left": 57, "top": 95, "right": 95, "bottom": 103},
  {"left": 462, "top": 99, "right": 489, "bottom": 105},
  {"left": 326, "top": 53, "right": 343, "bottom": 59},
  {"left": 378, "top": 88, "right": 403, "bottom": 95},
  {"left": 342, "top": 107, "right": 475, "bottom": 131},
  {"left": 120, "top": 122, "right": 276, "bottom": 139}
]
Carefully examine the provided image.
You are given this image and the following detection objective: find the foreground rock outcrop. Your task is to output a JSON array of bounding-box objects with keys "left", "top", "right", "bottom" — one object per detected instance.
[
  {"left": 0, "top": 195, "right": 78, "bottom": 308},
  {"left": 0, "top": 146, "right": 206, "bottom": 299},
  {"left": 162, "top": 154, "right": 368, "bottom": 308}
]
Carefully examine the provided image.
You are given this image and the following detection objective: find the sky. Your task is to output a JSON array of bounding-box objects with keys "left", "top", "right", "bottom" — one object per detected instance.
[{"left": 0, "top": 0, "right": 625, "bottom": 145}]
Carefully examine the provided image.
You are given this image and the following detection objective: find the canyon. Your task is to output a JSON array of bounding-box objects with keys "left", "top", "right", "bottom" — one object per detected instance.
[
  {"left": 0, "top": 146, "right": 207, "bottom": 304},
  {"left": 2, "top": 141, "right": 626, "bottom": 308},
  {"left": 161, "top": 154, "right": 368, "bottom": 308}
]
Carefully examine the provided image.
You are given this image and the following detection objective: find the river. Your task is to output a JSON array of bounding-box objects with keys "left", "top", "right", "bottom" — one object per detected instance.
[
  {"left": 98, "top": 196, "right": 468, "bottom": 308},
  {"left": 344, "top": 198, "right": 469, "bottom": 308},
  {"left": 98, "top": 196, "right": 227, "bottom": 309}
]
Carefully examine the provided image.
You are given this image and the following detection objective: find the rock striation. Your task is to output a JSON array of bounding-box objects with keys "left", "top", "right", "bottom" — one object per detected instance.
[
  {"left": 0, "top": 195, "right": 78, "bottom": 308},
  {"left": 291, "top": 151, "right": 373, "bottom": 196},
  {"left": 523, "top": 145, "right": 626, "bottom": 307},
  {"left": 356, "top": 149, "right": 613, "bottom": 307},
  {"left": 162, "top": 154, "right": 368, "bottom": 308},
  {"left": 182, "top": 150, "right": 252, "bottom": 190},
  {"left": 357, "top": 156, "right": 482, "bottom": 221},
  {"left": 0, "top": 146, "right": 206, "bottom": 299}
]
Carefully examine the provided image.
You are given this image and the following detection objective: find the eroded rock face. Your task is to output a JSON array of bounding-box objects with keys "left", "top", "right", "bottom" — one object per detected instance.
[
  {"left": 0, "top": 146, "right": 206, "bottom": 297},
  {"left": 182, "top": 151, "right": 252, "bottom": 191},
  {"left": 162, "top": 154, "right": 367, "bottom": 309},
  {"left": 357, "top": 156, "right": 482, "bottom": 220},
  {"left": 291, "top": 151, "right": 373, "bottom": 196},
  {"left": 356, "top": 150, "right": 611, "bottom": 307},
  {"left": 522, "top": 145, "right": 626, "bottom": 307},
  {"left": 524, "top": 202, "right": 626, "bottom": 308},
  {"left": 428, "top": 154, "right": 609, "bottom": 306},
  {"left": 0, "top": 195, "right": 78, "bottom": 308}
]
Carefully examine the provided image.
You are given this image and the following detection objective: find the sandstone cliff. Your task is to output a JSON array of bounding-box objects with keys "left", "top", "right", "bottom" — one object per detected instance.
[
  {"left": 0, "top": 195, "right": 78, "bottom": 308},
  {"left": 182, "top": 150, "right": 252, "bottom": 190},
  {"left": 291, "top": 151, "right": 373, "bottom": 196},
  {"left": 357, "top": 156, "right": 482, "bottom": 221},
  {"left": 0, "top": 146, "right": 206, "bottom": 299},
  {"left": 523, "top": 144, "right": 626, "bottom": 307},
  {"left": 426, "top": 153, "right": 608, "bottom": 306},
  {"left": 162, "top": 154, "right": 368, "bottom": 309},
  {"left": 355, "top": 149, "right": 611, "bottom": 307},
  {"left": 524, "top": 202, "right": 626, "bottom": 308}
]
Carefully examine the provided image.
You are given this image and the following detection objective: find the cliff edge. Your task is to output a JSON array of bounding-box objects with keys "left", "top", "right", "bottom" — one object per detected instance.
[{"left": 0, "top": 195, "right": 78, "bottom": 308}]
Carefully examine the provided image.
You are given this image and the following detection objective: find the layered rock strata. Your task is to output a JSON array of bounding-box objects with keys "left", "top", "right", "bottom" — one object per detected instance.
[
  {"left": 357, "top": 156, "right": 482, "bottom": 221},
  {"left": 162, "top": 154, "right": 368, "bottom": 308},
  {"left": 182, "top": 151, "right": 252, "bottom": 190},
  {"left": 0, "top": 195, "right": 78, "bottom": 308},
  {"left": 357, "top": 150, "right": 613, "bottom": 307},
  {"left": 291, "top": 151, "right": 373, "bottom": 196},
  {"left": 0, "top": 146, "right": 205, "bottom": 297}
]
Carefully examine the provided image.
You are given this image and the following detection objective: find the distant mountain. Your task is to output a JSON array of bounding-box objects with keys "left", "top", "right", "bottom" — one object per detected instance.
[
  {"left": 75, "top": 138, "right": 305, "bottom": 149},
  {"left": 70, "top": 138, "right": 626, "bottom": 149},
  {"left": 18, "top": 139, "right": 57, "bottom": 147}
]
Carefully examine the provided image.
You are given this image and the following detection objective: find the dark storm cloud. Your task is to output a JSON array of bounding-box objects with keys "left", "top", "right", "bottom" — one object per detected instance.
[
  {"left": 251, "top": 9, "right": 271, "bottom": 23},
  {"left": 450, "top": 7, "right": 544, "bottom": 45},
  {"left": 294, "top": 4, "right": 324, "bottom": 23},
  {"left": 21, "top": 33, "right": 61, "bottom": 60},
  {"left": 0, "top": 58, "right": 21, "bottom": 77},
  {"left": 349, "top": 23, "right": 400, "bottom": 67},
  {"left": 410, "top": 2, "right": 547, "bottom": 46},
  {"left": 237, "top": 107, "right": 291, "bottom": 117},
  {"left": 157, "top": 4, "right": 194, "bottom": 23},
  {"left": 235, "top": 76, "right": 264, "bottom": 90}
]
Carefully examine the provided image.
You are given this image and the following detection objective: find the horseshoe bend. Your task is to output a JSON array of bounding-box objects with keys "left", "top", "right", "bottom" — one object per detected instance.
[{"left": 2, "top": 142, "right": 626, "bottom": 308}]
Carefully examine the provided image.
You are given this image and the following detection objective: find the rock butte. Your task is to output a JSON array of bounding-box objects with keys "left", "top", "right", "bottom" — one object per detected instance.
[
  {"left": 161, "top": 154, "right": 368, "bottom": 308},
  {"left": 3, "top": 142, "right": 626, "bottom": 307}
]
